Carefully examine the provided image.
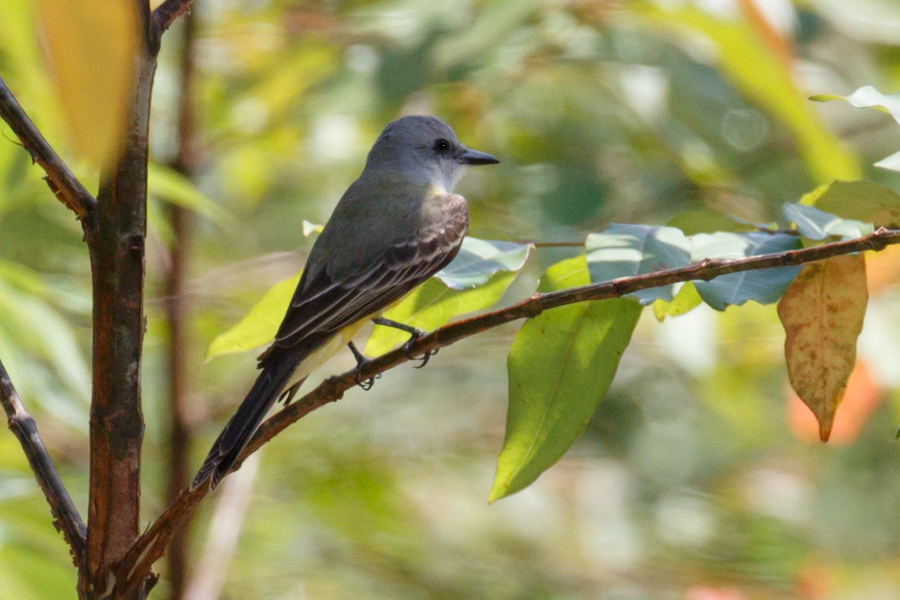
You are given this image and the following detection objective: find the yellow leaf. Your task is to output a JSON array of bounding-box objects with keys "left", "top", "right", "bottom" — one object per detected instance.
[
  {"left": 777, "top": 255, "right": 868, "bottom": 441},
  {"left": 206, "top": 273, "right": 301, "bottom": 361},
  {"left": 652, "top": 282, "right": 703, "bottom": 321},
  {"left": 36, "top": 0, "right": 138, "bottom": 167}
]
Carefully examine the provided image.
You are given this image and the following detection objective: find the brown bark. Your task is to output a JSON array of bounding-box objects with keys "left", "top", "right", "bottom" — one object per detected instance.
[{"left": 79, "top": 4, "right": 157, "bottom": 597}]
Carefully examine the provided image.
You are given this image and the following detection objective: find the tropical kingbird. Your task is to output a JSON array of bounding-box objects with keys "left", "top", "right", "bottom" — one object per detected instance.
[{"left": 193, "top": 115, "right": 499, "bottom": 490}]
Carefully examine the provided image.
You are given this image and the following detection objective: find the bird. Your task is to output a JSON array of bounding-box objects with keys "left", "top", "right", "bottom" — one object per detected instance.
[{"left": 192, "top": 115, "right": 499, "bottom": 490}]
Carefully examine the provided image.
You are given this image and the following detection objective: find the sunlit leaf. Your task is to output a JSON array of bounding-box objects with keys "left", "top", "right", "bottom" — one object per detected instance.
[
  {"left": 491, "top": 256, "right": 641, "bottom": 503},
  {"left": 435, "top": 237, "right": 531, "bottom": 290},
  {"left": 777, "top": 254, "right": 868, "bottom": 441},
  {"left": 652, "top": 282, "right": 703, "bottom": 321},
  {"left": 691, "top": 232, "right": 801, "bottom": 310},
  {"left": 783, "top": 203, "right": 872, "bottom": 241},
  {"left": 365, "top": 271, "right": 517, "bottom": 357},
  {"left": 585, "top": 224, "right": 691, "bottom": 304},
  {"left": 35, "top": 0, "right": 138, "bottom": 167},
  {"left": 302, "top": 220, "right": 324, "bottom": 237},
  {"left": 802, "top": 180, "right": 900, "bottom": 229},
  {"left": 811, "top": 86, "right": 900, "bottom": 123},
  {"left": 206, "top": 273, "right": 300, "bottom": 361}
]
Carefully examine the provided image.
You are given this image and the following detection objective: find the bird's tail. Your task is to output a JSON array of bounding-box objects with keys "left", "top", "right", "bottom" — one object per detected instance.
[{"left": 192, "top": 353, "right": 300, "bottom": 491}]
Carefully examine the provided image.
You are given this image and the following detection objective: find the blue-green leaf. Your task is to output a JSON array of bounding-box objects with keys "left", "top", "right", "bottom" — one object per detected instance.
[
  {"left": 585, "top": 223, "right": 691, "bottom": 304},
  {"left": 783, "top": 203, "right": 872, "bottom": 240},
  {"left": 435, "top": 237, "right": 532, "bottom": 290},
  {"left": 691, "top": 232, "right": 801, "bottom": 310}
]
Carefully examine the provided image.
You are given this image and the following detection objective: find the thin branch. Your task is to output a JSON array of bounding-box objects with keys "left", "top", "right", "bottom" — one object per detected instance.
[
  {"left": 0, "top": 357, "right": 86, "bottom": 564},
  {"left": 113, "top": 226, "right": 900, "bottom": 595},
  {"left": 0, "top": 76, "right": 96, "bottom": 222},
  {"left": 152, "top": 0, "right": 195, "bottom": 41}
]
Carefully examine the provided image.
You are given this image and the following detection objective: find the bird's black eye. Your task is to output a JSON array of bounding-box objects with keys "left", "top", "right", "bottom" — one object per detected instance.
[{"left": 434, "top": 138, "right": 451, "bottom": 153}]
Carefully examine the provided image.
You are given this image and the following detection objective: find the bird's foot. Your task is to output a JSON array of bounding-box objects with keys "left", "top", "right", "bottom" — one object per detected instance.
[
  {"left": 373, "top": 317, "right": 437, "bottom": 368},
  {"left": 348, "top": 341, "right": 379, "bottom": 390}
]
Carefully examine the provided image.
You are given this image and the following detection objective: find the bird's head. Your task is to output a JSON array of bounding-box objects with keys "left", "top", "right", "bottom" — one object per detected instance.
[{"left": 366, "top": 115, "right": 499, "bottom": 192}]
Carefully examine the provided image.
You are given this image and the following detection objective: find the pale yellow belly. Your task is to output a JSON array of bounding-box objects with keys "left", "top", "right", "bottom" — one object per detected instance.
[{"left": 287, "top": 293, "right": 410, "bottom": 388}]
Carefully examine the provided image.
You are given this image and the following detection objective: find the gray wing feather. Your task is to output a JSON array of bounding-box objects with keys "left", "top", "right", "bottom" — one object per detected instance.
[{"left": 261, "top": 197, "right": 467, "bottom": 363}]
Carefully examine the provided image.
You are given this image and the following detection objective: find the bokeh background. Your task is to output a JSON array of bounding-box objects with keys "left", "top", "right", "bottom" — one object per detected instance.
[{"left": 4, "top": 0, "right": 900, "bottom": 598}]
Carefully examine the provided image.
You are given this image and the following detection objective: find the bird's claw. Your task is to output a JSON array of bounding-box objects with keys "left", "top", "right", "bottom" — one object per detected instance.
[
  {"left": 402, "top": 338, "right": 438, "bottom": 368},
  {"left": 354, "top": 368, "right": 379, "bottom": 391},
  {"left": 348, "top": 340, "right": 379, "bottom": 390}
]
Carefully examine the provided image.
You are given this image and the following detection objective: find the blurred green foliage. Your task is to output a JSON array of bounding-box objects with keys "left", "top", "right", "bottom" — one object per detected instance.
[{"left": 3, "top": 0, "right": 900, "bottom": 599}]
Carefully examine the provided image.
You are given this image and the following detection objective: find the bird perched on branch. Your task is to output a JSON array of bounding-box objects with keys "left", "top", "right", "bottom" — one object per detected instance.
[{"left": 193, "top": 115, "right": 499, "bottom": 490}]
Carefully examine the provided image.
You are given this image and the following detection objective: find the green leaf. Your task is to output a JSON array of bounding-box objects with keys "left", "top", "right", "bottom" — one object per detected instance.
[
  {"left": 802, "top": 180, "right": 900, "bottom": 229},
  {"left": 490, "top": 256, "right": 641, "bottom": 503},
  {"left": 585, "top": 223, "right": 691, "bottom": 304},
  {"left": 206, "top": 272, "right": 300, "bottom": 361},
  {"left": 365, "top": 271, "right": 517, "bottom": 357},
  {"left": 691, "top": 232, "right": 801, "bottom": 310},
  {"left": 148, "top": 162, "right": 234, "bottom": 226},
  {"left": 666, "top": 210, "right": 763, "bottom": 236},
  {"left": 783, "top": 203, "right": 873, "bottom": 241},
  {"left": 652, "top": 282, "right": 703, "bottom": 321},
  {"left": 435, "top": 237, "right": 532, "bottom": 290}
]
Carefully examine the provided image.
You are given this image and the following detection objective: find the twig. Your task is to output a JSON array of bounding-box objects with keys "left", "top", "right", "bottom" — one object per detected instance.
[
  {"left": 113, "top": 226, "right": 900, "bottom": 595},
  {"left": 0, "top": 358, "right": 86, "bottom": 565},
  {"left": 152, "top": 0, "right": 195, "bottom": 41},
  {"left": 0, "top": 76, "right": 96, "bottom": 222}
]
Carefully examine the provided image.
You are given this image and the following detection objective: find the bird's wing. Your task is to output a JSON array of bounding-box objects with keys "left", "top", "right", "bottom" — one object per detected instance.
[{"left": 262, "top": 199, "right": 467, "bottom": 361}]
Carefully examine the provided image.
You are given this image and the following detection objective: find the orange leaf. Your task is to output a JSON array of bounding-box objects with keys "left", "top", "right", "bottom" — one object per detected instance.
[{"left": 777, "top": 254, "right": 868, "bottom": 441}]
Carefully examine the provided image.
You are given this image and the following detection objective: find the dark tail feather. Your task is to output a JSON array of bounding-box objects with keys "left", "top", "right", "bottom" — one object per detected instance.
[{"left": 192, "top": 354, "right": 300, "bottom": 491}]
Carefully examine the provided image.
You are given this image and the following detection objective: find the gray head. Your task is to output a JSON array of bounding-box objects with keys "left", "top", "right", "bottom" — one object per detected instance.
[{"left": 364, "top": 115, "right": 499, "bottom": 192}]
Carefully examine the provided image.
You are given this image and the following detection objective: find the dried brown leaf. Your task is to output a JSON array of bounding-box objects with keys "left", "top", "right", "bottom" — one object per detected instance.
[{"left": 777, "top": 254, "right": 868, "bottom": 441}]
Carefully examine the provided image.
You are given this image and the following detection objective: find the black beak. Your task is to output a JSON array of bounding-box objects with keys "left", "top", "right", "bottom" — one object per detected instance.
[{"left": 457, "top": 148, "right": 500, "bottom": 166}]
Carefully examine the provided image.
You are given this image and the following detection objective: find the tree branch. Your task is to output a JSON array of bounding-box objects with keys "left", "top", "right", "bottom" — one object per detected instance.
[
  {"left": 0, "top": 357, "right": 86, "bottom": 565},
  {"left": 80, "top": 4, "right": 156, "bottom": 596},
  {"left": 152, "top": 0, "right": 195, "bottom": 42},
  {"left": 0, "top": 76, "right": 96, "bottom": 222},
  {"left": 113, "top": 225, "right": 900, "bottom": 595}
]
